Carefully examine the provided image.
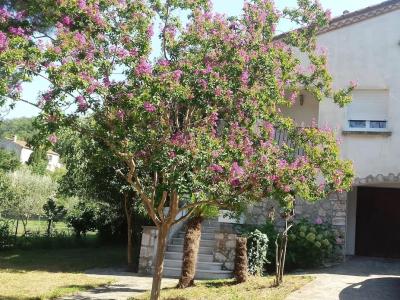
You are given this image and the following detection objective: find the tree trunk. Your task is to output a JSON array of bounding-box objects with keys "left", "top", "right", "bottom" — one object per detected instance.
[
  {"left": 234, "top": 237, "right": 248, "bottom": 283},
  {"left": 21, "top": 218, "right": 28, "bottom": 236},
  {"left": 124, "top": 194, "right": 134, "bottom": 271},
  {"left": 275, "top": 216, "right": 292, "bottom": 286},
  {"left": 14, "top": 219, "right": 19, "bottom": 237},
  {"left": 150, "top": 223, "right": 169, "bottom": 300},
  {"left": 46, "top": 219, "right": 52, "bottom": 236},
  {"left": 177, "top": 216, "right": 203, "bottom": 288}
]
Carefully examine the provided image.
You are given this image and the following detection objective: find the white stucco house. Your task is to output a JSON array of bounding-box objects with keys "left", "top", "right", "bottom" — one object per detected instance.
[
  {"left": 0, "top": 136, "right": 62, "bottom": 171},
  {"left": 279, "top": 0, "right": 400, "bottom": 259},
  {"left": 139, "top": 0, "right": 400, "bottom": 278}
]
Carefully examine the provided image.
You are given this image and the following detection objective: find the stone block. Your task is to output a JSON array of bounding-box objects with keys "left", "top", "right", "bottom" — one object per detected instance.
[
  {"left": 224, "top": 262, "right": 234, "bottom": 271},
  {"left": 226, "top": 240, "right": 236, "bottom": 248},
  {"left": 214, "top": 252, "right": 227, "bottom": 262},
  {"left": 332, "top": 217, "right": 346, "bottom": 226},
  {"left": 227, "top": 233, "right": 237, "bottom": 240},
  {"left": 215, "top": 233, "right": 224, "bottom": 239},
  {"left": 141, "top": 233, "right": 150, "bottom": 246}
]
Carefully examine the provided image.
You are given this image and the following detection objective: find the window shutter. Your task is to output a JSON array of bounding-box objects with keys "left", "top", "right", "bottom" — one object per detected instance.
[{"left": 347, "top": 90, "right": 389, "bottom": 121}]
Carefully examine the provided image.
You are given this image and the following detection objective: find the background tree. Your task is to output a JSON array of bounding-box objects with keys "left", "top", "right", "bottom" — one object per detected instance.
[
  {"left": 27, "top": 147, "right": 48, "bottom": 175},
  {"left": 0, "top": 148, "right": 19, "bottom": 172},
  {"left": 0, "top": 117, "right": 36, "bottom": 140},
  {"left": 5, "top": 167, "right": 57, "bottom": 235},
  {"left": 42, "top": 197, "right": 66, "bottom": 236},
  {"left": 56, "top": 128, "right": 149, "bottom": 270},
  {"left": 0, "top": 1, "right": 354, "bottom": 299}
]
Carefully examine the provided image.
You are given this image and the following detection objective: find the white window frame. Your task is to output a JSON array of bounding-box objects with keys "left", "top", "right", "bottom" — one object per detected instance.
[
  {"left": 345, "top": 89, "right": 390, "bottom": 133},
  {"left": 347, "top": 120, "right": 388, "bottom": 132}
]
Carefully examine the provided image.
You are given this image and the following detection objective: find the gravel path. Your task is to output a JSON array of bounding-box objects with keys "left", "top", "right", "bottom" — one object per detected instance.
[
  {"left": 59, "top": 269, "right": 178, "bottom": 300},
  {"left": 287, "top": 256, "right": 400, "bottom": 300}
]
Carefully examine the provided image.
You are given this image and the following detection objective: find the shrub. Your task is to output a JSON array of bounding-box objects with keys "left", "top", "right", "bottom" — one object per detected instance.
[
  {"left": 66, "top": 201, "right": 97, "bottom": 238},
  {"left": 286, "top": 218, "right": 338, "bottom": 268},
  {"left": 0, "top": 219, "right": 13, "bottom": 249},
  {"left": 247, "top": 229, "right": 269, "bottom": 276}
]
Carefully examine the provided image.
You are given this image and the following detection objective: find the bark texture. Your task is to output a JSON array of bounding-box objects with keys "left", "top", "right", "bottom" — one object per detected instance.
[
  {"left": 177, "top": 216, "right": 203, "bottom": 288},
  {"left": 234, "top": 236, "right": 248, "bottom": 283},
  {"left": 150, "top": 224, "right": 169, "bottom": 300},
  {"left": 124, "top": 193, "right": 134, "bottom": 270}
]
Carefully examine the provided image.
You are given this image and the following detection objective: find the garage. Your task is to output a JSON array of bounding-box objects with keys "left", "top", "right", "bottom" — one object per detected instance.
[{"left": 355, "top": 187, "right": 400, "bottom": 258}]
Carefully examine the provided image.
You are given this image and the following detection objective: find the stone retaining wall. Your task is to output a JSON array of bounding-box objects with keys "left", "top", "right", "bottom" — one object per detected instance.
[{"left": 244, "top": 192, "right": 348, "bottom": 251}]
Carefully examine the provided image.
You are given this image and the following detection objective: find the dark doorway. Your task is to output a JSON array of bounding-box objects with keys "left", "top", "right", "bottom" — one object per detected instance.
[{"left": 356, "top": 187, "right": 400, "bottom": 258}]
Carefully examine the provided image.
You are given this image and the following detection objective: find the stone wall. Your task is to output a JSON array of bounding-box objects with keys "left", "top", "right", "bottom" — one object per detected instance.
[
  {"left": 244, "top": 192, "right": 348, "bottom": 252},
  {"left": 138, "top": 226, "right": 158, "bottom": 274},
  {"left": 213, "top": 224, "right": 238, "bottom": 271}
]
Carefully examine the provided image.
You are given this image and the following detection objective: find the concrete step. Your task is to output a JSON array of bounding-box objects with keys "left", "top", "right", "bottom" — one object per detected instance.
[
  {"left": 164, "top": 259, "right": 223, "bottom": 271},
  {"left": 165, "top": 251, "right": 214, "bottom": 262},
  {"left": 171, "top": 238, "right": 215, "bottom": 247},
  {"left": 167, "top": 244, "right": 213, "bottom": 255},
  {"left": 178, "top": 226, "right": 217, "bottom": 232},
  {"left": 202, "top": 221, "right": 219, "bottom": 227},
  {"left": 201, "top": 226, "right": 218, "bottom": 231},
  {"left": 177, "top": 232, "right": 215, "bottom": 239},
  {"left": 163, "top": 267, "right": 233, "bottom": 279}
]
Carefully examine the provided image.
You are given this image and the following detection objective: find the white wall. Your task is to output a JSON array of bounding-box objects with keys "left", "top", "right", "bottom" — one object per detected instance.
[
  {"left": 0, "top": 140, "right": 23, "bottom": 162},
  {"left": 280, "top": 91, "right": 319, "bottom": 127},
  {"left": 20, "top": 148, "right": 33, "bottom": 163},
  {"left": 345, "top": 188, "right": 357, "bottom": 255},
  {"left": 316, "top": 10, "right": 400, "bottom": 179},
  {"left": 47, "top": 154, "right": 61, "bottom": 171}
]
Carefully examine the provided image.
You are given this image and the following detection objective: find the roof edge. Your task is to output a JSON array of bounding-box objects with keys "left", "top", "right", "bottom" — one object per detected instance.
[{"left": 320, "top": 0, "right": 400, "bottom": 34}]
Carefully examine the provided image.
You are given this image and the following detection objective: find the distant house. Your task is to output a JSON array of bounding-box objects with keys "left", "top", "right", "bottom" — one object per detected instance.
[{"left": 0, "top": 136, "right": 61, "bottom": 171}]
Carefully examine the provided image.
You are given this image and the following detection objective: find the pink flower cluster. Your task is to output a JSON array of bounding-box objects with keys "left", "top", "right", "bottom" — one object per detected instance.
[
  {"left": 135, "top": 58, "right": 152, "bottom": 76},
  {"left": 0, "top": 32, "right": 8, "bottom": 51},
  {"left": 143, "top": 102, "right": 156, "bottom": 112}
]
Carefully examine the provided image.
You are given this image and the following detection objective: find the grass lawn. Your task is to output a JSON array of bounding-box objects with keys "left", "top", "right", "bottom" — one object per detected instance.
[
  {"left": 0, "top": 246, "right": 126, "bottom": 299},
  {"left": 134, "top": 275, "right": 313, "bottom": 300}
]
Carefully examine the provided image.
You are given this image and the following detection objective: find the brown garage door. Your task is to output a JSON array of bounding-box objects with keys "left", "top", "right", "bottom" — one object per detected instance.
[{"left": 356, "top": 187, "right": 400, "bottom": 258}]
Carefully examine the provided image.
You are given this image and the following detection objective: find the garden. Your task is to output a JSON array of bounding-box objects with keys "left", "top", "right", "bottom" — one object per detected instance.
[{"left": 0, "top": 0, "right": 355, "bottom": 299}]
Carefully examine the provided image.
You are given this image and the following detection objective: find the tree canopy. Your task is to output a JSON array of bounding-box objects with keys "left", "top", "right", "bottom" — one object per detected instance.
[{"left": 0, "top": 1, "right": 354, "bottom": 298}]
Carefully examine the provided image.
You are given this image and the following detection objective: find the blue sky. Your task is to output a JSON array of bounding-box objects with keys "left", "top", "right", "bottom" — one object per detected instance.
[{"left": 5, "top": 0, "right": 384, "bottom": 119}]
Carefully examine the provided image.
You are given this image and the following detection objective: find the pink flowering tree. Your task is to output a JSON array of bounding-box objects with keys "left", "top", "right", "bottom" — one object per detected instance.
[{"left": 0, "top": 0, "right": 354, "bottom": 298}]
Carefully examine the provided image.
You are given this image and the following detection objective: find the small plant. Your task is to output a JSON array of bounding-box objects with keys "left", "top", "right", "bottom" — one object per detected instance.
[
  {"left": 43, "top": 198, "right": 67, "bottom": 236},
  {"left": 247, "top": 229, "right": 269, "bottom": 276}
]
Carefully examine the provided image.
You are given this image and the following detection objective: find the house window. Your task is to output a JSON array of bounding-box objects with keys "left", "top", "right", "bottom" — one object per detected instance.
[
  {"left": 370, "top": 121, "right": 387, "bottom": 129},
  {"left": 347, "top": 90, "right": 389, "bottom": 131},
  {"left": 349, "top": 120, "right": 366, "bottom": 128}
]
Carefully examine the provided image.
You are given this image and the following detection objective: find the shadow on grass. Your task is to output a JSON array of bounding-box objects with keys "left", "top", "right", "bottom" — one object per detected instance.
[
  {"left": 0, "top": 246, "right": 126, "bottom": 273},
  {"left": 202, "top": 280, "right": 237, "bottom": 288}
]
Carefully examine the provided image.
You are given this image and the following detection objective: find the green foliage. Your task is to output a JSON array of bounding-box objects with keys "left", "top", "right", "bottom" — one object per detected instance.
[
  {"left": 56, "top": 128, "right": 149, "bottom": 242},
  {"left": 247, "top": 229, "right": 269, "bottom": 276},
  {"left": 27, "top": 147, "right": 48, "bottom": 175},
  {"left": 286, "top": 218, "right": 338, "bottom": 268},
  {"left": 0, "top": 218, "right": 13, "bottom": 249},
  {"left": 13, "top": 231, "right": 99, "bottom": 250},
  {"left": 66, "top": 200, "right": 98, "bottom": 238},
  {"left": 0, "top": 148, "right": 20, "bottom": 172},
  {"left": 0, "top": 118, "right": 36, "bottom": 141},
  {"left": 4, "top": 167, "right": 57, "bottom": 233},
  {"left": 43, "top": 198, "right": 67, "bottom": 236}
]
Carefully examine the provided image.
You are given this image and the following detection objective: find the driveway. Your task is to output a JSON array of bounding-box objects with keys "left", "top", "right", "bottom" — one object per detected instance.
[{"left": 287, "top": 256, "right": 400, "bottom": 300}]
